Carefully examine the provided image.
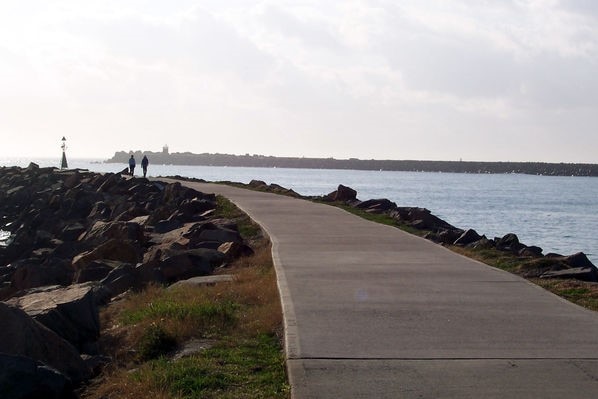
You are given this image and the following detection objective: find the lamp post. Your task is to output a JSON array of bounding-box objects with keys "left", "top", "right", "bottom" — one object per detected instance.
[{"left": 61, "top": 137, "right": 68, "bottom": 169}]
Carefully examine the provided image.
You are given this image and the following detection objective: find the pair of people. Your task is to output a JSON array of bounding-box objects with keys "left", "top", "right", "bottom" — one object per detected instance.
[{"left": 128, "top": 155, "right": 149, "bottom": 177}]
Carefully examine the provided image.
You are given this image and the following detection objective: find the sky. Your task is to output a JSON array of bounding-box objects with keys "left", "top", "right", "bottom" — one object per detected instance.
[{"left": 1, "top": 0, "right": 597, "bottom": 162}]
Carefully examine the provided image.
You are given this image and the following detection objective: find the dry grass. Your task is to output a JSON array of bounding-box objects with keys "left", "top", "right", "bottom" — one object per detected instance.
[
  {"left": 531, "top": 278, "right": 598, "bottom": 312},
  {"left": 82, "top": 243, "right": 287, "bottom": 399}
]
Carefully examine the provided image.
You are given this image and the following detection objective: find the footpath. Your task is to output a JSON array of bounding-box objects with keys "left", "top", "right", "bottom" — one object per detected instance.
[{"left": 181, "top": 181, "right": 598, "bottom": 398}]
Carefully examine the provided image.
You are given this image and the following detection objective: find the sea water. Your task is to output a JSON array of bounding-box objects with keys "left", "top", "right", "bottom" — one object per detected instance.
[{"left": 2, "top": 157, "right": 597, "bottom": 264}]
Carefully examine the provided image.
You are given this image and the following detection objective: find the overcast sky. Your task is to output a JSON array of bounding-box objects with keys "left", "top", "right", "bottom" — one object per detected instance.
[{"left": 1, "top": 0, "right": 597, "bottom": 162}]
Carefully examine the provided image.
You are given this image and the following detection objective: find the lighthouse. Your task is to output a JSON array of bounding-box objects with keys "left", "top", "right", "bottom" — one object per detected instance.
[{"left": 61, "top": 137, "right": 68, "bottom": 169}]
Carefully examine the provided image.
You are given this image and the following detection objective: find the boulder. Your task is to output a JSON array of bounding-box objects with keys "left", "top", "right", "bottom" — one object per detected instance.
[
  {"left": 135, "top": 259, "right": 165, "bottom": 285},
  {"left": 496, "top": 233, "right": 525, "bottom": 253},
  {"left": 0, "top": 302, "right": 90, "bottom": 384},
  {"left": 518, "top": 245, "right": 543, "bottom": 257},
  {"left": 324, "top": 184, "right": 357, "bottom": 202},
  {"left": 564, "top": 252, "right": 595, "bottom": 269},
  {"left": 356, "top": 198, "right": 397, "bottom": 213},
  {"left": 72, "top": 239, "right": 141, "bottom": 270},
  {"left": 62, "top": 170, "right": 81, "bottom": 190},
  {"left": 391, "top": 207, "right": 459, "bottom": 232},
  {"left": 6, "top": 283, "right": 104, "bottom": 353},
  {"left": 159, "top": 249, "right": 226, "bottom": 283},
  {"left": 177, "top": 198, "right": 216, "bottom": 219},
  {"left": 10, "top": 258, "right": 73, "bottom": 292},
  {"left": 218, "top": 241, "right": 254, "bottom": 261},
  {"left": 60, "top": 222, "right": 87, "bottom": 242},
  {"left": 87, "top": 201, "right": 112, "bottom": 220},
  {"left": 162, "top": 181, "right": 196, "bottom": 204},
  {"left": 0, "top": 354, "right": 76, "bottom": 399},
  {"left": 80, "top": 220, "right": 144, "bottom": 244},
  {"left": 100, "top": 263, "right": 138, "bottom": 297},
  {"left": 248, "top": 180, "right": 267, "bottom": 188},
  {"left": 430, "top": 229, "right": 464, "bottom": 245},
  {"left": 154, "top": 219, "right": 184, "bottom": 234},
  {"left": 185, "top": 222, "right": 242, "bottom": 245},
  {"left": 540, "top": 267, "right": 598, "bottom": 282},
  {"left": 74, "top": 259, "right": 126, "bottom": 283},
  {"left": 453, "top": 229, "right": 482, "bottom": 246},
  {"left": 468, "top": 237, "right": 495, "bottom": 250}
]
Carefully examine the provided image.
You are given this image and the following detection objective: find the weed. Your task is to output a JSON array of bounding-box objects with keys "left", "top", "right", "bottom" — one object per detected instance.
[
  {"left": 214, "top": 195, "right": 262, "bottom": 241},
  {"left": 130, "top": 334, "right": 288, "bottom": 398},
  {"left": 83, "top": 244, "right": 287, "bottom": 399},
  {"left": 137, "top": 324, "right": 177, "bottom": 361}
]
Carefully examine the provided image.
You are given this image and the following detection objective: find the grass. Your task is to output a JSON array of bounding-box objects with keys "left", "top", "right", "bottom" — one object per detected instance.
[
  {"left": 446, "top": 246, "right": 598, "bottom": 312},
  {"left": 330, "top": 202, "right": 425, "bottom": 237},
  {"left": 214, "top": 195, "right": 262, "bottom": 241},
  {"left": 129, "top": 334, "right": 287, "bottom": 399},
  {"left": 531, "top": 279, "right": 598, "bottom": 312},
  {"left": 81, "top": 198, "right": 289, "bottom": 399},
  {"left": 450, "top": 246, "right": 525, "bottom": 274}
]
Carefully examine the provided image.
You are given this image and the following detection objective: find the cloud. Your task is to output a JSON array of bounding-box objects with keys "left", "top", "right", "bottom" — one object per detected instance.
[{"left": 0, "top": 0, "right": 597, "bottom": 161}]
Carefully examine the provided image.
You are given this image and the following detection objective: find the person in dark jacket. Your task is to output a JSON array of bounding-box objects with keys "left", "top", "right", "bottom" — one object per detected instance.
[
  {"left": 141, "top": 155, "right": 149, "bottom": 178},
  {"left": 128, "top": 155, "right": 136, "bottom": 176}
]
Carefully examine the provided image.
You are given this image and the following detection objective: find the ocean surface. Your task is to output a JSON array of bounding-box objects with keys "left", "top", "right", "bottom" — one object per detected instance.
[{"left": 2, "top": 157, "right": 597, "bottom": 264}]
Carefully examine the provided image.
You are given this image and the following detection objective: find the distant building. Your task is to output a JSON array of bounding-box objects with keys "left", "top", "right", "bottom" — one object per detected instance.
[{"left": 162, "top": 145, "right": 169, "bottom": 155}]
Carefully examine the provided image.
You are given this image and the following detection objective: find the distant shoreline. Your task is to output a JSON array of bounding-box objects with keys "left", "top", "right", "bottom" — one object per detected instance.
[{"left": 106, "top": 151, "right": 598, "bottom": 177}]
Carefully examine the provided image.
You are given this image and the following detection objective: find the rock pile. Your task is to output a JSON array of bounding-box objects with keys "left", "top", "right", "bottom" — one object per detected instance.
[
  {"left": 322, "top": 184, "right": 598, "bottom": 282},
  {"left": 0, "top": 164, "right": 254, "bottom": 397}
]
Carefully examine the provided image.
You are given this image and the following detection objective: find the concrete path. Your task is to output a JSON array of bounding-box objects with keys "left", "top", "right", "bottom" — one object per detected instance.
[{"left": 179, "top": 181, "right": 598, "bottom": 398}]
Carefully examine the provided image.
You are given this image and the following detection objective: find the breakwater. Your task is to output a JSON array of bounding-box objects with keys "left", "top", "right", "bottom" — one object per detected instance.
[
  {"left": 0, "top": 164, "right": 254, "bottom": 396},
  {"left": 106, "top": 151, "right": 598, "bottom": 177}
]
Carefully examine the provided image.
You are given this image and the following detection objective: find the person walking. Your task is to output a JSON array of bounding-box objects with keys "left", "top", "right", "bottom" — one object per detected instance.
[
  {"left": 141, "top": 155, "right": 149, "bottom": 178},
  {"left": 128, "top": 154, "right": 136, "bottom": 176}
]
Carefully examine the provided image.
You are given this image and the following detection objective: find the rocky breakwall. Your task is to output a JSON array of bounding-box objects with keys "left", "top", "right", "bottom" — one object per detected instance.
[
  {"left": 0, "top": 164, "right": 253, "bottom": 398},
  {"left": 321, "top": 184, "right": 598, "bottom": 282}
]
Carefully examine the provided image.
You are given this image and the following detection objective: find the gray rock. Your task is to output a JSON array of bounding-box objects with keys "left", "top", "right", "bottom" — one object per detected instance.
[
  {"left": 80, "top": 220, "right": 144, "bottom": 244},
  {"left": 0, "top": 303, "right": 90, "bottom": 383},
  {"left": 0, "top": 353, "right": 76, "bottom": 399},
  {"left": 159, "top": 249, "right": 225, "bottom": 283},
  {"left": 218, "top": 241, "right": 254, "bottom": 261},
  {"left": 564, "top": 252, "right": 595, "bottom": 268},
  {"left": 540, "top": 267, "right": 598, "bottom": 282},
  {"left": 454, "top": 229, "right": 482, "bottom": 246},
  {"left": 100, "top": 263, "right": 138, "bottom": 297},
  {"left": 74, "top": 259, "right": 126, "bottom": 283},
  {"left": 154, "top": 219, "right": 184, "bottom": 234},
  {"left": 356, "top": 198, "right": 397, "bottom": 213},
  {"left": 72, "top": 238, "right": 140, "bottom": 270},
  {"left": 10, "top": 258, "right": 73, "bottom": 292},
  {"left": 519, "top": 245, "right": 543, "bottom": 257},
  {"left": 324, "top": 184, "right": 357, "bottom": 202},
  {"left": 496, "top": 233, "right": 525, "bottom": 253},
  {"left": 6, "top": 283, "right": 103, "bottom": 353}
]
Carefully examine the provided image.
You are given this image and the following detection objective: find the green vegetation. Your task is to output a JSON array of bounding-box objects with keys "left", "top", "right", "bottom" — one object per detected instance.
[
  {"left": 137, "top": 324, "right": 178, "bottom": 361},
  {"left": 131, "top": 334, "right": 287, "bottom": 399},
  {"left": 82, "top": 198, "right": 289, "bottom": 399},
  {"left": 531, "top": 279, "right": 598, "bottom": 312},
  {"left": 214, "top": 195, "right": 262, "bottom": 240},
  {"left": 120, "top": 298, "right": 238, "bottom": 329},
  {"left": 330, "top": 202, "right": 425, "bottom": 237},
  {"left": 442, "top": 246, "right": 598, "bottom": 312}
]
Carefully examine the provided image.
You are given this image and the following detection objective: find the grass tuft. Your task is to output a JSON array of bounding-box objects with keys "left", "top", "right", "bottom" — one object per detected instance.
[
  {"left": 137, "top": 324, "right": 177, "bottom": 361},
  {"left": 82, "top": 195, "right": 288, "bottom": 398}
]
